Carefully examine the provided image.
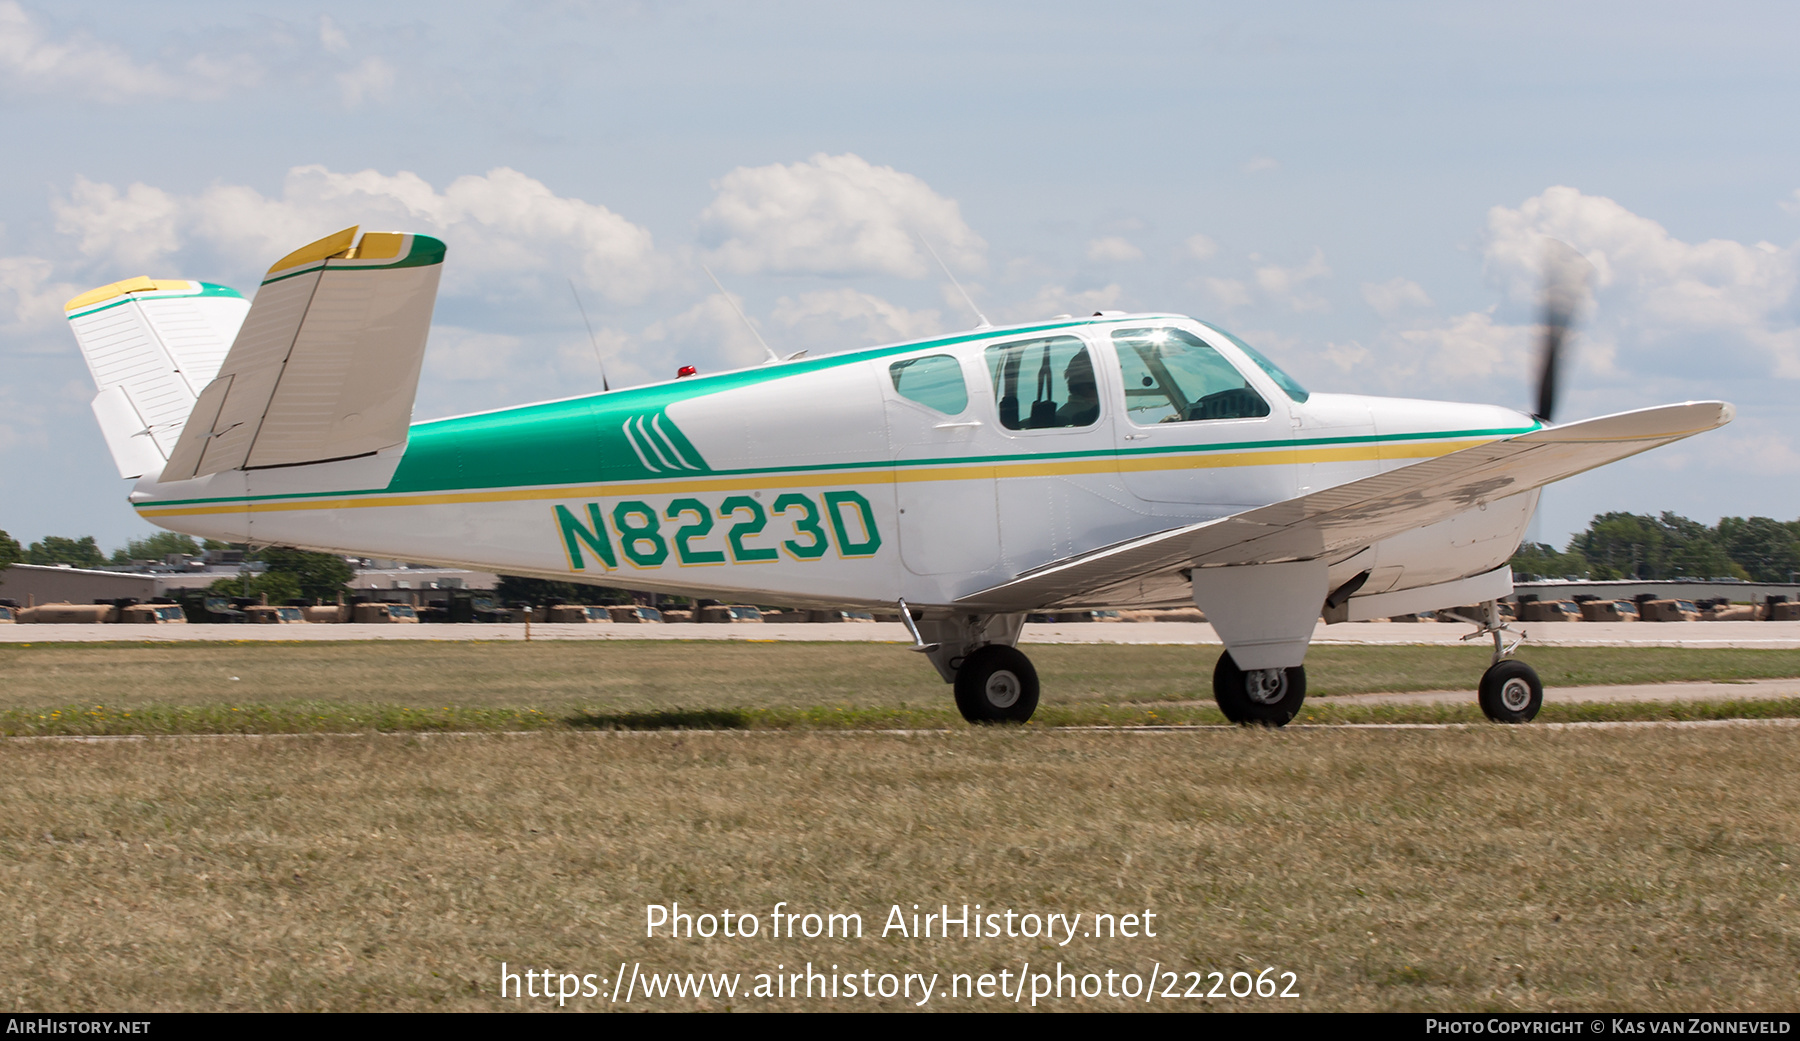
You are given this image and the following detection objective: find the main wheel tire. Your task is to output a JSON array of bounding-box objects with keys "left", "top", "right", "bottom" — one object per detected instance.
[
  {"left": 1212, "top": 651, "right": 1306, "bottom": 726},
  {"left": 953, "top": 645, "right": 1040, "bottom": 724},
  {"left": 1479, "top": 659, "right": 1542, "bottom": 723}
]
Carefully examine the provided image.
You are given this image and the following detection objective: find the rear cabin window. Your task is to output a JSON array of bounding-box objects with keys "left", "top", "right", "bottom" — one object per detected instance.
[
  {"left": 984, "top": 335, "right": 1100, "bottom": 430},
  {"left": 888, "top": 355, "right": 968, "bottom": 415},
  {"left": 1112, "top": 327, "right": 1270, "bottom": 425}
]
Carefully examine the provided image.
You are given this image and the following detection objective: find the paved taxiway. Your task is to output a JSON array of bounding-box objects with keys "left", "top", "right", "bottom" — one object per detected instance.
[{"left": 5, "top": 620, "right": 1799, "bottom": 647}]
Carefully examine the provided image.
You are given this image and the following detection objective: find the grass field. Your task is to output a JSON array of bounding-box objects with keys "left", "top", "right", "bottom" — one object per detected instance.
[
  {"left": 5, "top": 727, "right": 1797, "bottom": 1011},
  {"left": 1, "top": 641, "right": 1799, "bottom": 734}
]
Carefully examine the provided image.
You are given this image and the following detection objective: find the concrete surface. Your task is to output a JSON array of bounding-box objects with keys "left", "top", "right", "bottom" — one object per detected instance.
[{"left": 5, "top": 620, "right": 1800, "bottom": 648}]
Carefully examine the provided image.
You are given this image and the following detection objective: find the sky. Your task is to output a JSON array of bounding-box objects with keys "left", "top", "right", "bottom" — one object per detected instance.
[{"left": 4, "top": 1, "right": 1799, "bottom": 552}]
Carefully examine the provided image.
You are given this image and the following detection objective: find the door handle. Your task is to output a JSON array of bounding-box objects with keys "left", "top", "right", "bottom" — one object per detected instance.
[
  {"left": 933, "top": 420, "right": 983, "bottom": 429},
  {"left": 1124, "top": 433, "right": 1150, "bottom": 440}
]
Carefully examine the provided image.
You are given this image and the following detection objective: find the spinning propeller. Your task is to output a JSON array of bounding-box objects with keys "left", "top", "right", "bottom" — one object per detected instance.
[{"left": 1531, "top": 239, "right": 1596, "bottom": 423}]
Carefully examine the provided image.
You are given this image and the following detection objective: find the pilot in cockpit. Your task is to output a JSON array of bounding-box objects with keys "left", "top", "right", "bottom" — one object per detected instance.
[{"left": 1056, "top": 349, "right": 1100, "bottom": 427}]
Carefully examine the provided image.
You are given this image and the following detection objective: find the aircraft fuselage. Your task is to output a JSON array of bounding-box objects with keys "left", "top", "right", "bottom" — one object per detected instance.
[{"left": 129, "top": 313, "right": 1539, "bottom": 611}]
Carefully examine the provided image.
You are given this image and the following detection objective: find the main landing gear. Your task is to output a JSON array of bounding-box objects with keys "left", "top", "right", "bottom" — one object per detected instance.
[
  {"left": 1454, "top": 599, "right": 1542, "bottom": 723},
  {"left": 954, "top": 645, "right": 1040, "bottom": 724},
  {"left": 1212, "top": 652, "right": 1307, "bottom": 726},
  {"left": 900, "top": 605, "right": 1040, "bottom": 724}
]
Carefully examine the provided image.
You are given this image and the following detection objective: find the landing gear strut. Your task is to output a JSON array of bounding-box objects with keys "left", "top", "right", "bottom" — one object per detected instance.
[
  {"left": 1212, "top": 651, "right": 1307, "bottom": 726},
  {"left": 1456, "top": 599, "right": 1541, "bottom": 723}
]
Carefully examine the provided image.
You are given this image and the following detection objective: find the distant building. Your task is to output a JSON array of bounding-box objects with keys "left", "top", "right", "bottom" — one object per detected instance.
[{"left": 0, "top": 564, "right": 159, "bottom": 605}]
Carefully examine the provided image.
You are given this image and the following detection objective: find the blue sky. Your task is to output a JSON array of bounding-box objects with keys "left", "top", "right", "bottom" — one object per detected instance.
[{"left": 4, "top": 1, "right": 1799, "bottom": 551}]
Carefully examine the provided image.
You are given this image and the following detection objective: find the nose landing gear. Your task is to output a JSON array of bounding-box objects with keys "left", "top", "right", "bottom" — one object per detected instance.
[{"left": 1478, "top": 658, "right": 1543, "bottom": 723}]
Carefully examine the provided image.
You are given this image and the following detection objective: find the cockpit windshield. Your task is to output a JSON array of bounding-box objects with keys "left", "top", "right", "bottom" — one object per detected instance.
[
  {"left": 1197, "top": 321, "right": 1310, "bottom": 402},
  {"left": 1112, "top": 327, "right": 1270, "bottom": 424}
]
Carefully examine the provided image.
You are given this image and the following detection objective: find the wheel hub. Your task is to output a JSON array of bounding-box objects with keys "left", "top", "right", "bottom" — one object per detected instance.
[
  {"left": 985, "top": 669, "right": 1022, "bottom": 709},
  {"left": 1499, "top": 676, "right": 1533, "bottom": 712},
  {"left": 1245, "top": 668, "right": 1287, "bottom": 705}
]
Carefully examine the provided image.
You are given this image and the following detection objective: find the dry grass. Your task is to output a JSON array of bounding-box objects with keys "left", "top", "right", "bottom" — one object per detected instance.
[
  {"left": 2, "top": 641, "right": 1798, "bottom": 734},
  {"left": 3, "top": 727, "right": 1797, "bottom": 1011},
  {"left": 0, "top": 641, "right": 1796, "bottom": 719}
]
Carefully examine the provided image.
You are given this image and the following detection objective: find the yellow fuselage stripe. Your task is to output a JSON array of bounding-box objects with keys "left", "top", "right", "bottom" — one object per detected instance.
[{"left": 136, "top": 438, "right": 1490, "bottom": 519}]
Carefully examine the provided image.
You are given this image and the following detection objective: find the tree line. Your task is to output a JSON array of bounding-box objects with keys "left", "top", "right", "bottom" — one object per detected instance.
[
  {"left": 0, "top": 530, "right": 353, "bottom": 603},
  {"left": 1511, "top": 512, "right": 1800, "bottom": 582}
]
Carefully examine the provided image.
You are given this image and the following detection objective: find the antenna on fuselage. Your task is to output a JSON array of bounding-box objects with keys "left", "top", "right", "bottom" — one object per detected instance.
[
  {"left": 701, "top": 264, "right": 783, "bottom": 365},
  {"left": 916, "top": 231, "right": 991, "bottom": 330},
  {"left": 568, "top": 279, "right": 609, "bottom": 392}
]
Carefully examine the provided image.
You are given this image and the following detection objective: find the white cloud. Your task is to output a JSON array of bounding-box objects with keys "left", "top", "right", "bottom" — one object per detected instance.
[
  {"left": 1317, "top": 339, "right": 1373, "bottom": 374},
  {"left": 412, "top": 323, "right": 633, "bottom": 419},
  {"left": 1361, "top": 276, "right": 1433, "bottom": 318},
  {"left": 337, "top": 56, "right": 394, "bottom": 107},
  {"left": 0, "top": 0, "right": 262, "bottom": 102},
  {"left": 1085, "top": 236, "right": 1142, "bottom": 263},
  {"left": 1242, "top": 156, "right": 1280, "bottom": 175},
  {"left": 1202, "top": 277, "right": 1252, "bottom": 310},
  {"left": 1483, "top": 185, "right": 1800, "bottom": 377},
  {"left": 1718, "top": 421, "right": 1800, "bottom": 477},
  {"left": 1781, "top": 189, "right": 1800, "bottom": 218},
  {"left": 1253, "top": 247, "right": 1331, "bottom": 312},
  {"left": 768, "top": 288, "right": 943, "bottom": 353},
  {"left": 1396, "top": 308, "right": 1535, "bottom": 383},
  {"left": 698, "top": 153, "right": 985, "bottom": 278},
  {"left": 319, "top": 15, "right": 350, "bottom": 55},
  {"left": 642, "top": 294, "right": 776, "bottom": 372},
  {"left": 421, "top": 326, "right": 526, "bottom": 382},
  {"left": 998, "top": 283, "right": 1125, "bottom": 323},
  {"left": 0, "top": 254, "right": 79, "bottom": 331},
  {"left": 1184, "top": 234, "right": 1219, "bottom": 261},
  {"left": 51, "top": 178, "right": 181, "bottom": 271},
  {"left": 51, "top": 165, "right": 666, "bottom": 304}
]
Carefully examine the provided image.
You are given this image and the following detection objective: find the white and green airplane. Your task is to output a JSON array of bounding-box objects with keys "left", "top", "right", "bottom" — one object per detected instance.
[{"left": 65, "top": 227, "right": 1731, "bottom": 725}]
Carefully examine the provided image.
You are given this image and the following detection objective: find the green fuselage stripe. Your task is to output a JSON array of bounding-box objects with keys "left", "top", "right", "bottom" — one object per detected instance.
[{"left": 133, "top": 424, "right": 1536, "bottom": 510}]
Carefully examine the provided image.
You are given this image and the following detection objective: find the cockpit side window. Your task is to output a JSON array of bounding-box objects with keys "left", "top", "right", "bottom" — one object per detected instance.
[
  {"left": 889, "top": 355, "right": 969, "bottom": 415},
  {"left": 983, "top": 335, "right": 1099, "bottom": 431},
  {"left": 1111, "top": 327, "right": 1271, "bottom": 425}
]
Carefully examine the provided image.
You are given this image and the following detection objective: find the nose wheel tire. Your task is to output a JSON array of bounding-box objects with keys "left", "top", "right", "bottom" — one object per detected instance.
[
  {"left": 1212, "top": 651, "right": 1306, "bottom": 726},
  {"left": 1478, "top": 659, "right": 1542, "bottom": 723},
  {"left": 954, "top": 645, "right": 1040, "bottom": 724}
]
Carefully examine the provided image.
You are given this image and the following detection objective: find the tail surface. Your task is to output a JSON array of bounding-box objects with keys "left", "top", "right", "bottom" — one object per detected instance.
[
  {"left": 160, "top": 227, "right": 445, "bottom": 481},
  {"left": 65, "top": 278, "right": 250, "bottom": 478}
]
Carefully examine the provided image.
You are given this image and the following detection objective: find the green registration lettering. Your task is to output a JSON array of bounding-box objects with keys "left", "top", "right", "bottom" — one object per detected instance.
[
  {"left": 772, "top": 493, "right": 829, "bottom": 560},
  {"left": 612, "top": 500, "right": 669, "bottom": 568},
  {"left": 719, "top": 495, "right": 779, "bottom": 563},
  {"left": 560, "top": 490, "right": 877, "bottom": 571},
  {"left": 554, "top": 503, "right": 617, "bottom": 571},
  {"left": 822, "top": 490, "right": 882, "bottom": 558},
  {"left": 666, "top": 497, "right": 725, "bottom": 565}
]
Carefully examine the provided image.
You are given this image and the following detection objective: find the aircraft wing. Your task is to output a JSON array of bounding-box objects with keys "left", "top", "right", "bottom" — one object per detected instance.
[{"left": 954, "top": 401, "right": 1733, "bottom": 612}]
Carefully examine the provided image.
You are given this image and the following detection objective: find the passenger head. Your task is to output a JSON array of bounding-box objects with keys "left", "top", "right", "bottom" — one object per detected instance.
[{"left": 1064, "top": 349, "right": 1095, "bottom": 392}]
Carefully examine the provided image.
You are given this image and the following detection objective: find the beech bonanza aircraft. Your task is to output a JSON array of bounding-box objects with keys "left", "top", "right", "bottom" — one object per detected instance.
[{"left": 65, "top": 227, "right": 1730, "bottom": 725}]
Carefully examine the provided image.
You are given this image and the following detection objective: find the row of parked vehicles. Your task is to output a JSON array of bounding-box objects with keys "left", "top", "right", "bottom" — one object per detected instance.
[
  {"left": 1509, "top": 596, "right": 1800, "bottom": 622},
  {"left": 0, "top": 593, "right": 880, "bottom": 625},
  {"left": 1, "top": 593, "right": 1792, "bottom": 625}
]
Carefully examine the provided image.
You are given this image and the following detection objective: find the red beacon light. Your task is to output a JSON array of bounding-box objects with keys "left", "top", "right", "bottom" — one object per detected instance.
[{"left": 677, "top": 365, "right": 698, "bottom": 378}]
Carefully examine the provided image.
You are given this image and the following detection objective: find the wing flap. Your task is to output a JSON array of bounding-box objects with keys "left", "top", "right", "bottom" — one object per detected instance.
[{"left": 956, "top": 401, "right": 1732, "bottom": 611}]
